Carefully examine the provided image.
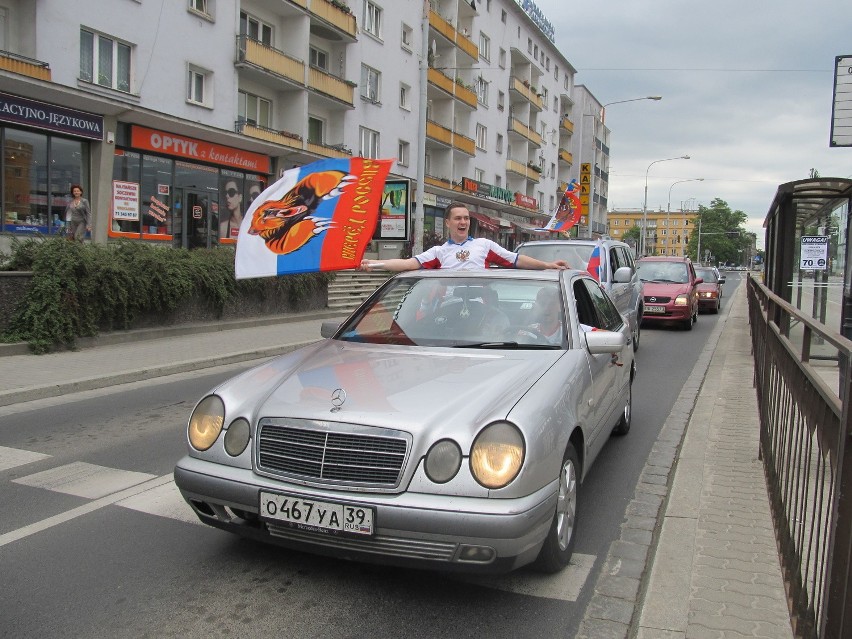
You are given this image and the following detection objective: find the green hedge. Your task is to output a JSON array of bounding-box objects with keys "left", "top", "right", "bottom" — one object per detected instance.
[{"left": 0, "top": 237, "right": 333, "bottom": 354}]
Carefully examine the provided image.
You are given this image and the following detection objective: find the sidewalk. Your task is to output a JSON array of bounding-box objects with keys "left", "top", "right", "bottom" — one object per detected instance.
[{"left": 0, "top": 285, "right": 794, "bottom": 637}]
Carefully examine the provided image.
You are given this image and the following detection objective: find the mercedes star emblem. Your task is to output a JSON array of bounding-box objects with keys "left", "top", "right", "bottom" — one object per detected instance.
[{"left": 331, "top": 388, "right": 347, "bottom": 412}]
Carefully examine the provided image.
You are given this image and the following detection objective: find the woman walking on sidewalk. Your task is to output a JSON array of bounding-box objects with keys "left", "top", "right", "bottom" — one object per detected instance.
[{"left": 65, "top": 184, "right": 91, "bottom": 241}]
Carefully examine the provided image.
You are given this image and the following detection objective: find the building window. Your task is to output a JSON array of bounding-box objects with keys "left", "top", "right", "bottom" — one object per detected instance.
[
  {"left": 186, "top": 65, "right": 210, "bottom": 106},
  {"left": 360, "top": 127, "right": 380, "bottom": 158},
  {"left": 476, "top": 77, "right": 489, "bottom": 106},
  {"left": 475, "top": 124, "right": 487, "bottom": 150},
  {"left": 554, "top": 65, "right": 559, "bottom": 81},
  {"left": 475, "top": 168, "right": 484, "bottom": 182},
  {"left": 238, "top": 90, "right": 271, "bottom": 128},
  {"left": 188, "top": 0, "right": 212, "bottom": 18},
  {"left": 364, "top": 1, "right": 382, "bottom": 39},
  {"left": 80, "top": 29, "right": 132, "bottom": 92},
  {"left": 499, "top": 48, "right": 506, "bottom": 69},
  {"left": 308, "top": 116, "right": 324, "bottom": 144},
  {"left": 361, "top": 64, "right": 381, "bottom": 102},
  {"left": 478, "top": 33, "right": 490, "bottom": 62},
  {"left": 399, "top": 82, "right": 411, "bottom": 110},
  {"left": 613, "top": 219, "right": 619, "bottom": 226},
  {"left": 240, "top": 12, "right": 272, "bottom": 45},
  {"left": 545, "top": 56, "right": 550, "bottom": 71},
  {"left": 496, "top": 133, "right": 503, "bottom": 153},
  {"left": 527, "top": 38, "right": 532, "bottom": 54},
  {"left": 497, "top": 90, "right": 505, "bottom": 111},
  {"left": 540, "top": 86, "right": 548, "bottom": 103},
  {"left": 401, "top": 23, "right": 413, "bottom": 49},
  {"left": 310, "top": 46, "right": 328, "bottom": 71},
  {"left": 495, "top": 175, "right": 502, "bottom": 187},
  {"left": 501, "top": 9, "right": 507, "bottom": 22},
  {"left": 398, "top": 140, "right": 410, "bottom": 166}
]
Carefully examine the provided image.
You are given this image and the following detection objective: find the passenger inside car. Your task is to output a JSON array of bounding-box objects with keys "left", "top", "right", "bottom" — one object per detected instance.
[{"left": 521, "top": 287, "right": 563, "bottom": 344}]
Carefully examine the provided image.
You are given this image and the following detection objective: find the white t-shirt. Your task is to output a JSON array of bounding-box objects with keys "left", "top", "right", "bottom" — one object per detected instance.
[{"left": 415, "top": 237, "right": 518, "bottom": 270}]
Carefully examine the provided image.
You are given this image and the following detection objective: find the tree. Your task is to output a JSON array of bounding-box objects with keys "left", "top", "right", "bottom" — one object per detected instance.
[
  {"left": 686, "top": 198, "right": 749, "bottom": 265},
  {"left": 622, "top": 225, "right": 641, "bottom": 250}
]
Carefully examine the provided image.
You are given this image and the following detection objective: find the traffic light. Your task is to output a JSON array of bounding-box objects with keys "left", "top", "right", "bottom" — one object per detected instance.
[{"left": 726, "top": 231, "right": 739, "bottom": 238}]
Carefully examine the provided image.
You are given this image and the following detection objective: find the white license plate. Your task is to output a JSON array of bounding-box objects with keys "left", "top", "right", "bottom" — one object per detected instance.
[
  {"left": 259, "top": 491, "right": 374, "bottom": 536},
  {"left": 646, "top": 305, "right": 666, "bottom": 314}
]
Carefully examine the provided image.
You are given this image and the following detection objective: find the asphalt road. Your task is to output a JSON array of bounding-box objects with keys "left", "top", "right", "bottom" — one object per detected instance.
[{"left": 0, "top": 277, "right": 741, "bottom": 638}]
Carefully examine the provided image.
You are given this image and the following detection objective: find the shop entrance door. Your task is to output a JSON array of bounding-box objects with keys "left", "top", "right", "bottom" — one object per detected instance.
[{"left": 174, "top": 188, "right": 211, "bottom": 249}]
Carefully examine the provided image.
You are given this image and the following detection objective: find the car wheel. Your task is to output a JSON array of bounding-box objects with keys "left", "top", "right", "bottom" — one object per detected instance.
[
  {"left": 533, "top": 443, "right": 579, "bottom": 573},
  {"left": 611, "top": 381, "right": 632, "bottom": 436},
  {"left": 683, "top": 314, "right": 693, "bottom": 330},
  {"left": 712, "top": 300, "right": 720, "bottom": 314}
]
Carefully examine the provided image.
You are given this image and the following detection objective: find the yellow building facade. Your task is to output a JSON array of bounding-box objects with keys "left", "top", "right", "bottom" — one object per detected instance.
[{"left": 606, "top": 209, "right": 699, "bottom": 257}]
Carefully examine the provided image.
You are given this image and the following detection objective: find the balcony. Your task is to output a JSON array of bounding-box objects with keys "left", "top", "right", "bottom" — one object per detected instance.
[
  {"left": 508, "top": 117, "right": 542, "bottom": 147},
  {"left": 560, "top": 117, "right": 574, "bottom": 134},
  {"left": 427, "top": 68, "right": 477, "bottom": 109},
  {"left": 506, "top": 159, "right": 541, "bottom": 183},
  {"left": 425, "top": 175, "right": 455, "bottom": 190},
  {"left": 307, "top": 141, "right": 353, "bottom": 158},
  {"left": 558, "top": 148, "right": 573, "bottom": 165},
  {"left": 428, "top": 10, "right": 477, "bottom": 63},
  {"left": 0, "top": 50, "right": 51, "bottom": 81},
  {"left": 426, "top": 119, "right": 453, "bottom": 146},
  {"left": 237, "top": 122, "right": 304, "bottom": 151},
  {"left": 509, "top": 76, "right": 543, "bottom": 111},
  {"left": 307, "top": 66, "right": 354, "bottom": 107},
  {"left": 309, "top": 0, "right": 357, "bottom": 41},
  {"left": 453, "top": 132, "right": 475, "bottom": 156},
  {"left": 236, "top": 36, "right": 305, "bottom": 88}
]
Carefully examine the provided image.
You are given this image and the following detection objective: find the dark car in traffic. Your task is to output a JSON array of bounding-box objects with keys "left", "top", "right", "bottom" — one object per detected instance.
[
  {"left": 636, "top": 256, "right": 703, "bottom": 330},
  {"left": 694, "top": 266, "right": 725, "bottom": 313}
]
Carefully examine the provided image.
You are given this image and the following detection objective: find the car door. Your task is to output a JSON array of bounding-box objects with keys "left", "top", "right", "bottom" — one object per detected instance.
[{"left": 572, "top": 277, "right": 627, "bottom": 455}]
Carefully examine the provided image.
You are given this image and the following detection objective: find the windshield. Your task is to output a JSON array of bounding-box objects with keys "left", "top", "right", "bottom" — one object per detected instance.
[
  {"left": 695, "top": 268, "right": 718, "bottom": 282},
  {"left": 516, "top": 243, "right": 593, "bottom": 271},
  {"left": 636, "top": 261, "right": 689, "bottom": 283},
  {"left": 335, "top": 277, "right": 565, "bottom": 348}
]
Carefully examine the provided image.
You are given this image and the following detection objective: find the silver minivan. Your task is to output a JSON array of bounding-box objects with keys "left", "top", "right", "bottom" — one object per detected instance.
[{"left": 516, "top": 239, "right": 644, "bottom": 350}]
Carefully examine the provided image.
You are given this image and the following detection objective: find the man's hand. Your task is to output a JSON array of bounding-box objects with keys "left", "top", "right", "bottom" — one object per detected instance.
[{"left": 550, "top": 260, "right": 569, "bottom": 270}]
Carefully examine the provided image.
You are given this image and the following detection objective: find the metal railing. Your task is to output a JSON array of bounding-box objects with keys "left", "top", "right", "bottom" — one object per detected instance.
[{"left": 747, "top": 275, "right": 852, "bottom": 638}]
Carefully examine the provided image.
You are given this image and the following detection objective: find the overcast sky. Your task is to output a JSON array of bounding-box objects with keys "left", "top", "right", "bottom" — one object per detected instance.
[{"left": 533, "top": 0, "right": 851, "bottom": 248}]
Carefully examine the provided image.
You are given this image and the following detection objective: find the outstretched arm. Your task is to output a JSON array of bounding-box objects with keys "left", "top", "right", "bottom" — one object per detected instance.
[
  {"left": 358, "top": 258, "right": 421, "bottom": 272},
  {"left": 516, "top": 254, "right": 568, "bottom": 270}
]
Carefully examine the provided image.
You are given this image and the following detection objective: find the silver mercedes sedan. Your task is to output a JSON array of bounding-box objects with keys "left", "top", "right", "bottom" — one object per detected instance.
[{"left": 174, "top": 269, "right": 635, "bottom": 574}]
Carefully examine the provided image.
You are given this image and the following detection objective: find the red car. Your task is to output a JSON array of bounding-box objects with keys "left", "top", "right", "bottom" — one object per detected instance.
[
  {"left": 636, "top": 256, "right": 703, "bottom": 330},
  {"left": 694, "top": 266, "right": 725, "bottom": 314}
]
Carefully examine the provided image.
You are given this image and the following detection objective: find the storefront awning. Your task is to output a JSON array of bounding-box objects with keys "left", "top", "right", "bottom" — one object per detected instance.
[{"left": 469, "top": 211, "right": 500, "bottom": 232}]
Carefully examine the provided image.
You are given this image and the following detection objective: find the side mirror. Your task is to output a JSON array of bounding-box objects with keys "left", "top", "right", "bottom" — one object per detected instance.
[
  {"left": 694, "top": 278, "right": 704, "bottom": 285},
  {"left": 612, "top": 266, "right": 633, "bottom": 283},
  {"left": 585, "top": 330, "right": 627, "bottom": 354},
  {"left": 718, "top": 276, "right": 726, "bottom": 283},
  {"left": 320, "top": 321, "right": 340, "bottom": 338}
]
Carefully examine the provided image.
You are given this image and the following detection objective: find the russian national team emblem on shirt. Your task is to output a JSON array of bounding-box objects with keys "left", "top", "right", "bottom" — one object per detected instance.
[{"left": 235, "top": 158, "right": 393, "bottom": 278}]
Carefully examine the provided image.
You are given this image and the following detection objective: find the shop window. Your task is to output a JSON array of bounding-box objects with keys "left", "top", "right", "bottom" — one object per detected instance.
[
  {"left": 80, "top": 29, "right": 132, "bottom": 93},
  {"left": 187, "top": 65, "right": 212, "bottom": 107},
  {"left": 110, "top": 149, "right": 143, "bottom": 235},
  {"left": 360, "top": 127, "right": 380, "bottom": 159},
  {"left": 238, "top": 91, "right": 271, "bottom": 129}
]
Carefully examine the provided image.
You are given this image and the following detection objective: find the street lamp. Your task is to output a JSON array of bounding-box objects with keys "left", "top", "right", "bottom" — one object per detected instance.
[
  {"left": 641, "top": 155, "right": 690, "bottom": 256},
  {"left": 601, "top": 96, "right": 662, "bottom": 123},
  {"left": 668, "top": 178, "right": 704, "bottom": 212}
]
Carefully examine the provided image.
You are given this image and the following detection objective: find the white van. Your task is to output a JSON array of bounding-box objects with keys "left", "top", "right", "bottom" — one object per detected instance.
[{"left": 516, "top": 239, "right": 644, "bottom": 350}]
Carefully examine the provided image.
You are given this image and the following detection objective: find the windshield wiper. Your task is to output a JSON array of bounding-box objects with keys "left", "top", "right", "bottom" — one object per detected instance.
[{"left": 453, "top": 341, "right": 560, "bottom": 350}]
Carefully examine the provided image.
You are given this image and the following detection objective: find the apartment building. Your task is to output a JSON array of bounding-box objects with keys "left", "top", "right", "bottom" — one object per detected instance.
[
  {"left": 0, "top": 0, "right": 592, "bottom": 255},
  {"left": 607, "top": 208, "right": 699, "bottom": 257}
]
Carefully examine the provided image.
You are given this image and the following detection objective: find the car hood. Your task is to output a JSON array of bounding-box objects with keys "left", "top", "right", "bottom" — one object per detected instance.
[
  {"left": 215, "top": 340, "right": 567, "bottom": 435},
  {"left": 696, "top": 282, "right": 718, "bottom": 292},
  {"left": 642, "top": 281, "right": 693, "bottom": 297}
]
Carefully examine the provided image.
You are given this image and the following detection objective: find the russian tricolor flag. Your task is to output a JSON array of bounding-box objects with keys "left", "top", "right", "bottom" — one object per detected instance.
[{"left": 587, "top": 244, "right": 602, "bottom": 281}]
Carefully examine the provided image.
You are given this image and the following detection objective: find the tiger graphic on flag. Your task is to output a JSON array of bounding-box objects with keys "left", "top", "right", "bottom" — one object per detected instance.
[{"left": 248, "top": 170, "right": 356, "bottom": 255}]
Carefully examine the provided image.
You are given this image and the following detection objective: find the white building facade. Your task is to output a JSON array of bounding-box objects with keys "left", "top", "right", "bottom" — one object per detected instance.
[{"left": 0, "top": 0, "right": 600, "bottom": 254}]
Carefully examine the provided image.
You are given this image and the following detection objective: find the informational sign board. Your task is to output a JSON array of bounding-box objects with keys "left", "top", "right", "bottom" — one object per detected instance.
[
  {"left": 830, "top": 55, "right": 852, "bottom": 147},
  {"left": 112, "top": 180, "right": 140, "bottom": 221},
  {"left": 800, "top": 236, "right": 829, "bottom": 270}
]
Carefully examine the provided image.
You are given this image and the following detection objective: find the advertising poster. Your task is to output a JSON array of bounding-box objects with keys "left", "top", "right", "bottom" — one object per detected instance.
[
  {"left": 378, "top": 179, "right": 409, "bottom": 239},
  {"left": 112, "top": 180, "right": 140, "bottom": 221}
]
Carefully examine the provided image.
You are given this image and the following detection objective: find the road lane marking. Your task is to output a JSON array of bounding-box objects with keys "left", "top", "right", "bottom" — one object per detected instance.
[
  {"left": 453, "top": 552, "right": 596, "bottom": 601},
  {"left": 13, "top": 461, "right": 156, "bottom": 499},
  {"left": 0, "top": 473, "right": 174, "bottom": 548},
  {"left": 0, "top": 445, "right": 50, "bottom": 471},
  {"left": 116, "top": 480, "right": 202, "bottom": 526}
]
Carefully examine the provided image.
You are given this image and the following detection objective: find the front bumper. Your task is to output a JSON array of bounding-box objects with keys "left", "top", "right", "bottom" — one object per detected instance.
[
  {"left": 641, "top": 305, "right": 691, "bottom": 322},
  {"left": 174, "top": 456, "right": 557, "bottom": 573}
]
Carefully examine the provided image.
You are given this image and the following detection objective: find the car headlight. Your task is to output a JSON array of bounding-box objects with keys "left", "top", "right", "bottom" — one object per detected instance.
[
  {"left": 470, "top": 422, "right": 525, "bottom": 489},
  {"left": 224, "top": 418, "right": 251, "bottom": 456},
  {"left": 425, "top": 439, "right": 462, "bottom": 483},
  {"left": 674, "top": 294, "right": 689, "bottom": 306},
  {"left": 188, "top": 395, "right": 225, "bottom": 451}
]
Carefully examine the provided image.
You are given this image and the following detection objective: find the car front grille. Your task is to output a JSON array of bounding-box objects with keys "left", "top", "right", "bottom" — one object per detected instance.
[
  {"left": 257, "top": 423, "right": 408, "bottom": 487},
  {"left": 644, "top": 295, "right": 672, "bottom": 303}
]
